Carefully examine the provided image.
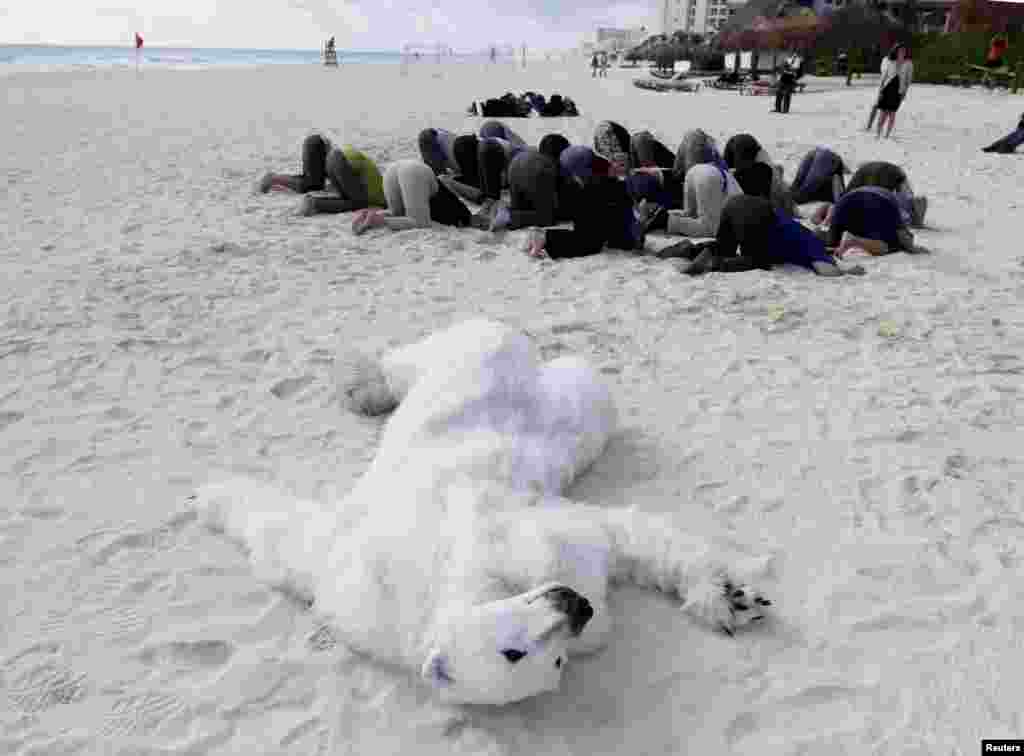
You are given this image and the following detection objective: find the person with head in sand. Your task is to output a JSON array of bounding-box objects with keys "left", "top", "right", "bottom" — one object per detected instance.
[
  {"left": 351, "top": 159, "right": 471, "bottom": 235},
  {"left": 982, "top": 112, "right": 1024, "bottom": 154},
  {"left": 833, "top": 161, "right": 928, "bottom": 228},
  {"left": 815, "top": 186, "right": 928, "bottom": 257},
  {"left": 660, "top": 129, "right": 744, "bottom": 239},
  {"left": 672, "top": 194, "right": 865, "bottom": 277},
  {"left": 790, "top": 146, "right": 849, "bottom": 207},
  {"left": 522, "top": 146, "right": 645, "bottom": 260},
  {"left": 256, "top": 133, "right": 387, "bottom": 216},
  {"left": 480, "top": 134, "right": 573, "bottom": 232}
]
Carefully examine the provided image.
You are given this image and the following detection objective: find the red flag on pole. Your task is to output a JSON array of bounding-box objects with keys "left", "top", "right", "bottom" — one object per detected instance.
[{"left": 135, "top": 32, "right": 144, "bottom": 50}]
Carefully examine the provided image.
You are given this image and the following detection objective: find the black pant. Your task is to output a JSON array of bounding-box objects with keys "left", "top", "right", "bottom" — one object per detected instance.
[
  {"left": 507, "top": 152, "right": 559, "bottom": 229},
  {"left": 775, "top": 87, "right": 793, "bottom": 113},
  {"left": 285, "top": 134, "right": 369, "bottom": 214},
  {"left": 711, "top": 195, "right": 777, "bottom": 271},
  {"left": 544, "top": 178, "right": 641, "bottom": 260},
  {"left": 478, "top": 139, "right": 508, "bottom": 201}
]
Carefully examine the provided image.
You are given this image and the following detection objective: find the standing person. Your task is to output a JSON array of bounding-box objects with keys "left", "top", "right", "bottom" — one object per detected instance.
[
  {"left": 873, "top": 44, "right": 913, "bottom": 139},
  {"left": 774, "top": 63, "right": 797, "bottom": 114},
  {"left": 591, "top": 53, "right": 599, "bottom": 77}
]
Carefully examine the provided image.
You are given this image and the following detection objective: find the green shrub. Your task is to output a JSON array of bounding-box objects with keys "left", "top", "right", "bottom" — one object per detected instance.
[{"left": 910, "top": 31, "right": 1023, "bottom": 83}]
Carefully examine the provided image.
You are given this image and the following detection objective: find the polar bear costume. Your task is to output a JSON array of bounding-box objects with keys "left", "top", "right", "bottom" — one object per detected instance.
[{"left": 193, "top": 319, "right": 771, "bottom": 707}]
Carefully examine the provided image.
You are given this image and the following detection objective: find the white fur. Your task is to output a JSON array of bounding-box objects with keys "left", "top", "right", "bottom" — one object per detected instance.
[{"left": 193, "top": 319, "right": 771, "bottom": 706}]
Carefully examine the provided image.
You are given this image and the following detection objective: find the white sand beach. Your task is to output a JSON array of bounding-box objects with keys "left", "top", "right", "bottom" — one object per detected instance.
[{"left": 3, "top": 60, "right": 1024, "bottom": 755}]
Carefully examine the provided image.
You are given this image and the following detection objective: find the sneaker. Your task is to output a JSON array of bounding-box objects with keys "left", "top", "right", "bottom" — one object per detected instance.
[
  {"left": 489, "top": 202, "right": 511, "bottom": 231},
  {"left": 654, "top": 238, "right": 693, "bottom": 259},
  {"left": 352, "top": 209, "right": 381, "bottom": 236},
  {"left": 298, "top": 195, "right": 318, "bottom": 217}
]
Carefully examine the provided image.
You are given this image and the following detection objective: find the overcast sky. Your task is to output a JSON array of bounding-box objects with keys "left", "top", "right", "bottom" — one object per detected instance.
[{"left": 2, "top": 0, "right": 658, "bottom": 51}]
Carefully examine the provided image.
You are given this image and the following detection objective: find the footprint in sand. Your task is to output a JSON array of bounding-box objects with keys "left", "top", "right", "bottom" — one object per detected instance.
[
  {"left": 78, "top": 511, "right": 196, "bottom": 566},
  {"left": 100, "top": 690, "right": 189, "bottom": 737},
  {"left": 137, "top": 639, "right": 234, "bottom": 668},
  {"left": 725, "top": 682, "right": 872, "bottom": 749},
  {"left": 2, "top": 644, "right": 89, "bottom": 713},
  {"left": 0, "top": 410, "right": 25, "bottom": 431},
  {"left": 269, "top": 375, "right": 314, "bottom": 400}
]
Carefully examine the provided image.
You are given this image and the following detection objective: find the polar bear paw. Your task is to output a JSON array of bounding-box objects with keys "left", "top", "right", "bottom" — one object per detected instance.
[
  {"left": 682, "top": 575, "right": 771, "bottom": 636},
  {"left": 335, "top": 350, "right": 397, "bottom": 416}
]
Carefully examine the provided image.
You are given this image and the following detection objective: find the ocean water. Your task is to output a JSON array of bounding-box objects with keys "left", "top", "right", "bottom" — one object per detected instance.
[{"left": 0, "top": 45, "right": 403, "bottom": 70}]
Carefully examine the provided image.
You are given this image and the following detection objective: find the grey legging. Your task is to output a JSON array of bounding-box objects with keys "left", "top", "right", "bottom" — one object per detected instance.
[
  {"left": 667, "top": 163, "right": 742, "bottom": 237},
  {"left": 381, "top": 159, "right": 438, "bottom": 230}
]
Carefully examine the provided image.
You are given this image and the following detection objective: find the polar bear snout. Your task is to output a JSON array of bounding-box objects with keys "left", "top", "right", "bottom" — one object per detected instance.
[{"left": 536, "top": 585, "right": 593, "bottom": 636}]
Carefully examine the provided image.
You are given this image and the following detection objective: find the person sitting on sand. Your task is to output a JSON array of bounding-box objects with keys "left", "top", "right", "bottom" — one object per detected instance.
[
  {"left": 982, "top": 112, "right": 1024, "bottom": 154},
  {"left": 593, "top": 121, "right": 632, "bottom": 176},
  {"left": 671, "top": 194, "right": 865, "bottom": 277},
  {"left": 351, "top": 159, "right": 470, "bottom": 235},
  {"left": 790, "top": 147, "right": 848, "bottom": 209},
  {"left": 256, "top": 133, "right": 386, "bottom": 216},
  {"left": 815, "top": 186, "right": 927, "bottom": 257},
  {"left": 842, "top": 161, "right": 927, "bottom": 228},
  {"left": 521, "top": 147, "right": 645, "bottom": 261}
]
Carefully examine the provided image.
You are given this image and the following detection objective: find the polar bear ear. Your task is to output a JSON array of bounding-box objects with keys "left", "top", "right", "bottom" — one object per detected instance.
[{"left": 421, "top": 648, "right": 454, "bottom": 688}]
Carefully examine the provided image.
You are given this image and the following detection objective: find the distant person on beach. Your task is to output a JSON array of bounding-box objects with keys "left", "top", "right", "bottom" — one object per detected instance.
[
  {"left": 982, "top": 112, "right": 1024, "bottom": 154},
  {"left": 351, "top": 159, "right": 470, "bottom": 235},
  {"left": 869, "top": 44, "right": 913, "bottom": 139},
  {"left": 985, "top": 34, "right": 1009, "bottom": 69},
  {"left": 774, "top": 63, "right": 797, "bottom": 114},
  {"left": 843, "top": 160, "right": 928, "bottom": 227},
  {"left": 521, "top": 147, "right": 645, "bottom": 260},
  {"left": 672, "top": 195, "right": 864, "bottom": 277},
  {"left": 592, "top": 53, "right": 599, "bottom": 77},
  {"left": 790, "top": 147, "right": 848, "bottom": 206},
  {"left": 256, "top": 133, "right": 386, "bottom": 216}
]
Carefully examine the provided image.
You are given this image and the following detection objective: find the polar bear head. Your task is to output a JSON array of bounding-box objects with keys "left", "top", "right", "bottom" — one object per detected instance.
[{"left": 421, "top": 582, "right": 594, "bottom": 706}]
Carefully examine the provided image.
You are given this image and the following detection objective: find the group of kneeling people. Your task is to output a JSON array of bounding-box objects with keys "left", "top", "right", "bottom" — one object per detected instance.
[{"left": 256, "top": 118, "right": 931, "bottom": 277}]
